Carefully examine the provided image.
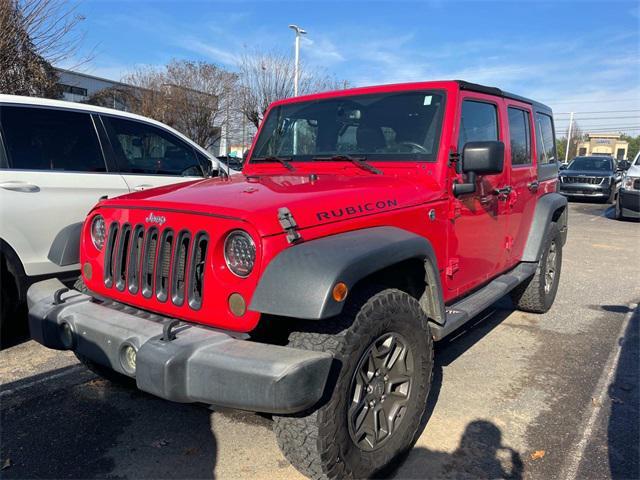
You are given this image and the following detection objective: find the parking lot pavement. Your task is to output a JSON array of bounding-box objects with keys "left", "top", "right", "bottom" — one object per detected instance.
[{"left": 1, "top": 201, "right": 638, "bottom": 480}]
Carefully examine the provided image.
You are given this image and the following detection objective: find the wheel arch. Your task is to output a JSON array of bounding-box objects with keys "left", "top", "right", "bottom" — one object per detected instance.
[
  {"left": 0, "top": 238, "right": 27, "bottom": 302},
  {"left": 249, "top": 227, "right": 445, "bottom": 323},
  {"left": 522, "top": 193, "right": 568, "bottom": 262}
]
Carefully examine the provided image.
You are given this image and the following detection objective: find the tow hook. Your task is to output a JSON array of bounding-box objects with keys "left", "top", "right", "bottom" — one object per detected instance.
[
  {"left": 53, "top": 287, "right": 70, "bottom": 305},
  {"left": 161, "top": 319, "right": 181, "bottom": 342}
]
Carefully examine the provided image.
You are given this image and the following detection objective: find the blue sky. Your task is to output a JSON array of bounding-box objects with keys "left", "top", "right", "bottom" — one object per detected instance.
[{"left": 64, "top": 0, "right": 640, "bottom": 135}]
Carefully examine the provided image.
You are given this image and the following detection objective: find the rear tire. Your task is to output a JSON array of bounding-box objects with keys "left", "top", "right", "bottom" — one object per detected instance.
[
  {"left": 273, "top": 288, "right": 434, "bottom": 479},
  {"left": 511, "top": 222, "right": 562, "bottom": 313}
]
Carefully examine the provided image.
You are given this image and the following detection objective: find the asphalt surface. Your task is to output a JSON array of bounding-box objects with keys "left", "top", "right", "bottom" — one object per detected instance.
[{"left": 1, "top": 200, "right": 639, "bottom": 480}]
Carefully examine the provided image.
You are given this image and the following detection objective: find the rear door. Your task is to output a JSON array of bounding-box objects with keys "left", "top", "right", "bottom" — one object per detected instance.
[
  {"left": 0, "top": 105, "right": 129, "bottom": 276},
  {"left": 504, "top": 102, "right": 537, "bottom": 263},
  {"left": 447, "top": 94, "right": 510, "bottom": 296},
  {"left": 99, "top": 115, "right": 207, "bottom": 192}
]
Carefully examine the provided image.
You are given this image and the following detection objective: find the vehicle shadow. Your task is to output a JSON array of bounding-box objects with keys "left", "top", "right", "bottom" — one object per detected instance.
[
  {"left": 0, "top": 367, "right": 218, "bottom": 479},
  {"left": 607, "top": 306, "right": 639, "bottom": 479}
]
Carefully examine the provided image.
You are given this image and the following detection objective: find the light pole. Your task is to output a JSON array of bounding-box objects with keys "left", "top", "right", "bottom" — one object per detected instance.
[{"left": 288, "top": 24, "right": 307, "bottom": 97}]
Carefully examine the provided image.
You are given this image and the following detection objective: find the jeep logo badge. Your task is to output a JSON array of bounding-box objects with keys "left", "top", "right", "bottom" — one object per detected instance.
[{"left": 145, "top": 213, "right": 166, "bottom": 226}]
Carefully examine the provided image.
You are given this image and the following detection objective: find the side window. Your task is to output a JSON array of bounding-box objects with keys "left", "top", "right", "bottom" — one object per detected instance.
[
  {"left": 1, "top": 106, "right": 105, "bottom": 172},
  {"left": 535, "top": 113, "right": 556, "bottom": 164},
  {"left": 458, "top": 100, "right": 498, "bottom": 151},
  {"left": 102, "top": 116, "right": 203, "bottom": 176},
  {"left": 507, "top": 107, "right": 532, "bottom": 166}
]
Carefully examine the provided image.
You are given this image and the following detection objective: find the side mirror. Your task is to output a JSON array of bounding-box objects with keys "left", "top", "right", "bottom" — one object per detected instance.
[
  {"left": 617, "top": 160, "right": 630, "bottom": 171},
  {"left": 559, "top": 164, "right": 568, "bottom": 170},
  {"left": 453, "top": 141, "right": 504, "bottom": 196}
]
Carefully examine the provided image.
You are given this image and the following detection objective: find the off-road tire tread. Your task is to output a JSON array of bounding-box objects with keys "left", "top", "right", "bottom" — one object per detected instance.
[
  {"left": 273, "top": 288, "right": 433, "bottom": 480},
  {"left": 510, "top": 222, "right": 562, "bottom": 313}
]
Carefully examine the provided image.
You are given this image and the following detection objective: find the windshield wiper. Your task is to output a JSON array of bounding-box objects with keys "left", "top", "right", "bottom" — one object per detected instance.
[
  {"left": 312, "top": 154, "right": 382, "bottom": 175},
  {"left": 252, "top": 155, "right": 295, "bottom": 171}
]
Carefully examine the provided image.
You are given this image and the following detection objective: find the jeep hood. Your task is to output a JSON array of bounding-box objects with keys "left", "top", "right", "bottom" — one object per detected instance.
[{"left": 102, "top": 173, "right": 440, "bottom": 236}]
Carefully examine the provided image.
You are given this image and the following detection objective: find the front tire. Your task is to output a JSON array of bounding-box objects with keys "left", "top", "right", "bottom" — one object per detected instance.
[
  {"left": 511, "top": 222, "right": 562, "bottom": 313},
  {"left": 273, "top": 288, "right": 434, "bottom": 479}
]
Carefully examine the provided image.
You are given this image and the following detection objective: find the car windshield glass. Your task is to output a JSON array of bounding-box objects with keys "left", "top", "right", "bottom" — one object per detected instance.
[
  {"left": 250, "top": 91, "right": 445, "bottom": 162},
  {"left": 568, "top": 157, "right": 612, "bottom": 171}
]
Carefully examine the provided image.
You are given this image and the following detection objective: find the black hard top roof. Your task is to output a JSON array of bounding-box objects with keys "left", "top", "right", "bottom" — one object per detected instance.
[{"left": 456, "top": 80, "right": 553, "bottom": 114}]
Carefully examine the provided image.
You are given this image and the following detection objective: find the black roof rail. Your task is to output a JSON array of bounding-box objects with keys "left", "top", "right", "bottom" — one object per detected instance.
[{"left": 456, "top": 80, "right": 553, "bottom": 114}]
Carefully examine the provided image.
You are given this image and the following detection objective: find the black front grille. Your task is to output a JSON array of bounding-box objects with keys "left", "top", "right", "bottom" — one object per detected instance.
[
  {"left": 634, "top": 179, "right": 640, "bottom": 190},
  {"left": 562, "top": 176, "right": 604, "bottom": 185},
  {"left": 103, "top": 222, "right": 208, "bottom": 309}
]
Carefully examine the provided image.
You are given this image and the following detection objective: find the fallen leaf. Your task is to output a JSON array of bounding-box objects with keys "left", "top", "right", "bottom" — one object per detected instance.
[
  {"left": 183, "top": 447, "right": 199, "bottom": 456},
  {"left": 591, "top": 397, "right": 602, "bottom": 407},
  {"left": 151, "top": 439, "right": 169, "bottom": 448},
  {"left": 2, "top": 458, "right": 12, "bottom": 470},
  {"left": 530, "top": 450, "right": 545, "bottom": 460}
]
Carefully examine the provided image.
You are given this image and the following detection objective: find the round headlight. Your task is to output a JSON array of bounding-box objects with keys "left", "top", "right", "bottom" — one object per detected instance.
[
  {"left": 91, "top": 215, "right": 106, "bottom": 250},
  {"left": 224, "top": 230, "right": 256, "bottom": 277}
]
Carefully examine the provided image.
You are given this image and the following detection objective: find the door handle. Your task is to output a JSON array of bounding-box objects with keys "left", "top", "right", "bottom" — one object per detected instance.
[
  {"left": 133, "top": 184, "right": 154, "bottom": 192},
  {"left": 527, "top": 181, "right": 540, "bottom": 192},
  {"left": 493, "top": 186, "right": 512, "bottom": 197},
  {"left": 0, "top": 181, "right": 40, "bottom": 192}
]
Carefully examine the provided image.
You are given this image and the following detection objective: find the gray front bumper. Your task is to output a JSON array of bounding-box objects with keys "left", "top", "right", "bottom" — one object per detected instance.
[{"left": 28, "top": 279, "right": 332, "bottom": 414}]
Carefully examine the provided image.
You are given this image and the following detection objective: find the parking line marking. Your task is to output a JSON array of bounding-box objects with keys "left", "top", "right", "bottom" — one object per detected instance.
[
  {"left": 0, "top": 364, "right": 84, "bottom": 399},
  {"left": 561, "top": 303, "right": 638, "bottom": 480}
]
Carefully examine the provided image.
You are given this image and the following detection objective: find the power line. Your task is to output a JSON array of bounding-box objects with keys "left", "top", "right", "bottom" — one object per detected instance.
[
  {"left": 544, "top": 99, "right": 640, "bottom": 105},
  {"left": 554, "top": 116, "right": 640, "bottom": 121},
  {"left": 554, "top": 110, "right": 640, "bottom": 115}
]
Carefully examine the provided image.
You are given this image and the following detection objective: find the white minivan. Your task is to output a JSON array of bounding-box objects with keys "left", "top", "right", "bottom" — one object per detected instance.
[{"left": 0, "top": 95, "right": 231, "bottom": 343}]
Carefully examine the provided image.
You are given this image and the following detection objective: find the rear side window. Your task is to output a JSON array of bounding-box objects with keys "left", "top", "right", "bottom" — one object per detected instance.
[
  {"left": 1, "top": 106, "right": 106, "bottom": 172},
  {"left": 535, "top": 113, "right": 556, "bottom": 164},
  {"left": 507, "top": 107, "right": 532, "bottom": 166},
  {"left": 458, "top": 100, "right": 498, "bottom": 151},
  {"left": 101, "top": 116, "right": 204, "bottom": 176}
]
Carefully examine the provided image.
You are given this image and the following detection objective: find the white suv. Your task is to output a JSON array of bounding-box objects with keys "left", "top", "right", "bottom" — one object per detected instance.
[{"left": 0, "top": 95, "right": 230, "bottom": 343}]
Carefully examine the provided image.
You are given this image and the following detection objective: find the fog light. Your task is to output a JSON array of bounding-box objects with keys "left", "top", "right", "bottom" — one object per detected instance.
[
  {"left": 228, "top": 293, "right": 246, "bottom": 316},
  {"left": 60, "top": 322, "right": 74, "bottom": 349},
  {"left": 120, "top": 344, "right": 137, "bottom": 375},
  {"left": 83, "top": 262, "right": 92, "bottom": 280},
  {"left": 332, "top": 282, "right": 348, "bottom": 302}
]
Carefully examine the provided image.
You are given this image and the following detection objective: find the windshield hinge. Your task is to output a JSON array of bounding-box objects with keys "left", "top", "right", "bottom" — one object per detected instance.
[
  {"left": 278, "top": 207, "right": 302, "bottom": 244},
  {"left": 448, "top": 152, "right": 460, "bottom": 167}
]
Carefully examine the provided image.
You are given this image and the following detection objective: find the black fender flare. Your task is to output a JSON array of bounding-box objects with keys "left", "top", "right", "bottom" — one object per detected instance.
[
  {"left": 522, "top": 193, "right": 568, "bottom": 262},
  {"left": 249, "top": 226, "right": 445, "bottom": 322},
  {"left": 47, "top": 222, "right": 83, "bottom": 267}
]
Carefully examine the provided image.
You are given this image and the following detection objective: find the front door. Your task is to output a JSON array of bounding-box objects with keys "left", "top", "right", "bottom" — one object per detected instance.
[
  {"left": 446, "top": 94, "right": 510, "bottom": 296},
  {"left": 99, "top": 115, "right": 206, "bottom": 192}
]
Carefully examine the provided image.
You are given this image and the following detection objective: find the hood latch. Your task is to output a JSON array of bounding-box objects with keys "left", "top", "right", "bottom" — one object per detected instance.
[{"left": 278, "top": 207, "right": 302, "bottom": 244}]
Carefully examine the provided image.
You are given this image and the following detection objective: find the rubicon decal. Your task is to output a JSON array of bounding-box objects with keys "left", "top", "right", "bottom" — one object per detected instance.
[
  {"left": 145, "top": 213, "right": 167, "bottom": 225},
  {"left": 316, "top": 199, "right": 398, "bottom": 221}
]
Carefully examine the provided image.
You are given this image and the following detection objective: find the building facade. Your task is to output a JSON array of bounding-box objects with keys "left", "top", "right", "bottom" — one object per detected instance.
[{"left": 577, "top": 133, "right": 629, "bottom": 160}]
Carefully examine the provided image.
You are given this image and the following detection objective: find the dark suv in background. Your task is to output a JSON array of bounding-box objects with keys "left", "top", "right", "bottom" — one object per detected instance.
[{"left": 559, "top": 156, "right": 623, "bottom": 203}]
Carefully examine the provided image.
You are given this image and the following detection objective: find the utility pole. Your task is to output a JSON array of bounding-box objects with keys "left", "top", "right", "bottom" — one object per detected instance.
[
  {"left": 565, "top": 111, "right": 574, "bottom": 163},
  {"left": 288, "top": 24, "right": 307, "bottom": 97}
]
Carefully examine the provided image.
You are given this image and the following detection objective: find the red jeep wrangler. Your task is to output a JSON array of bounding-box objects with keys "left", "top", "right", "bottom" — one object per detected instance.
[{"left": 28, "top": 80, "right": 567, "bottom": 479}]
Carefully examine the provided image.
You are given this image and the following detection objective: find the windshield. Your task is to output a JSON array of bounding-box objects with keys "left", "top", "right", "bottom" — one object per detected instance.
[
  {"left": 251, "top": 91, "right": 445, "bottom": 162},
  {"left": 568, "top": 156, "right": 612, "bottom": 172}
]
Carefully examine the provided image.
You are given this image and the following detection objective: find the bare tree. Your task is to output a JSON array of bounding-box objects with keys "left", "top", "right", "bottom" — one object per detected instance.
[
  {"left": 0, "top": 0, "right": 86, "bottom": 96},
  {"left": 91, "top": 60, "right": 238, "bottom": 151},
  {"left": 238, "top": 49, "right": 349, "bottom": 128}
]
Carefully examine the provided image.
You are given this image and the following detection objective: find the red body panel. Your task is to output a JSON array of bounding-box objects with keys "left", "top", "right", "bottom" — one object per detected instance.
[{"left": 80, "top": 81, "right": 556, "bottom": 333}]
